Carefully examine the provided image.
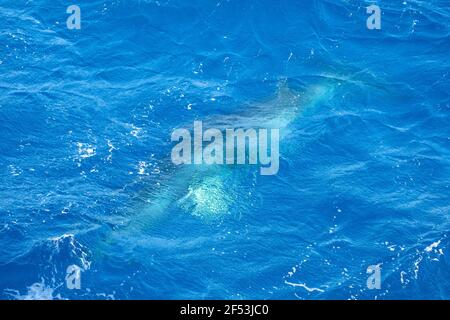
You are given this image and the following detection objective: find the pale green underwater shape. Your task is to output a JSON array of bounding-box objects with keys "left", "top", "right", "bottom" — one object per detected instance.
[{"left": 105, "top": 79, "right": 337, "bottom": 244}]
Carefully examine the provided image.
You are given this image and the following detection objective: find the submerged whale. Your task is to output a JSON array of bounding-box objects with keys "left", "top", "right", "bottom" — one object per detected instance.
[{"left": 102, "top": 78, "right": 337, "bottom": 246}]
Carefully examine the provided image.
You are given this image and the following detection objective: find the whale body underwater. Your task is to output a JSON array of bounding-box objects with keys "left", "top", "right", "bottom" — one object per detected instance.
[{"left": 100, "top": 79, "right": 338, "bottom": 248}]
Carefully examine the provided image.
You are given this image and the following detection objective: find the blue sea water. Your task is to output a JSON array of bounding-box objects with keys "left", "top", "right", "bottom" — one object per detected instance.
[{"left": 0, "top": 0, "right": 449, "bottom": 300}]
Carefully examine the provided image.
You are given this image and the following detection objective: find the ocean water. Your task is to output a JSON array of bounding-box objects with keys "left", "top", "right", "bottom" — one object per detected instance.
[{"left": 0, "top": 0, "right": 449, "bottom": 300}]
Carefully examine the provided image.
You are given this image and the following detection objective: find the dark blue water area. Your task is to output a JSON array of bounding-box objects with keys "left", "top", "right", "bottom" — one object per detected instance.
[{"left": 0, "top": 0, "right": 449, "bottom": 299}]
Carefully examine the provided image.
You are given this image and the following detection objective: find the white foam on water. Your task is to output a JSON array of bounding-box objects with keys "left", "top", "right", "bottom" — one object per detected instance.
[
  {"left": 49, "top": 233, "right": 91, "bottom": 270},
  {"left": 5, "top": 279, "right": 62, "bottom": 300},
  {"left": 284, "top": 280, "right": 325, "bottom": 293},
  {"left": 425, "top": 240, "right": 441, "bottom": 252},
  {"left": 401, "top": 236, "right": 446, "bottom": 284},
  {"left": 283, "top": 260, "right": 326, "bottom": 294},
  {"left": 76, "top": 142, "right": 96, "bottom": 159},
  {"left": 179, "top": 175, "right": 231, "bottom": 220}
]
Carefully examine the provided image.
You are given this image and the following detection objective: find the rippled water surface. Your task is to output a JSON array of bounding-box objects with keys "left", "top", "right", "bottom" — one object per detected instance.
[{"left": 0, "top": 0, "right": 449, "bottom": 299}]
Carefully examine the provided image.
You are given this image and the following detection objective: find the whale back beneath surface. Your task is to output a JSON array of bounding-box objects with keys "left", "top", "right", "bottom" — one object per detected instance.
[
  {"left": 102, "top": 78, "right": 338, "bottom": 245},
  {"left": 204, "top": 78, "right": 337, "bottom": 137}
]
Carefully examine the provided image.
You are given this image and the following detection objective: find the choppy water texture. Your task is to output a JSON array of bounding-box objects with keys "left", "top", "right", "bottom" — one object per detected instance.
[{"left": 1, "top": 0, "right": 449, "bottom": 299}]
